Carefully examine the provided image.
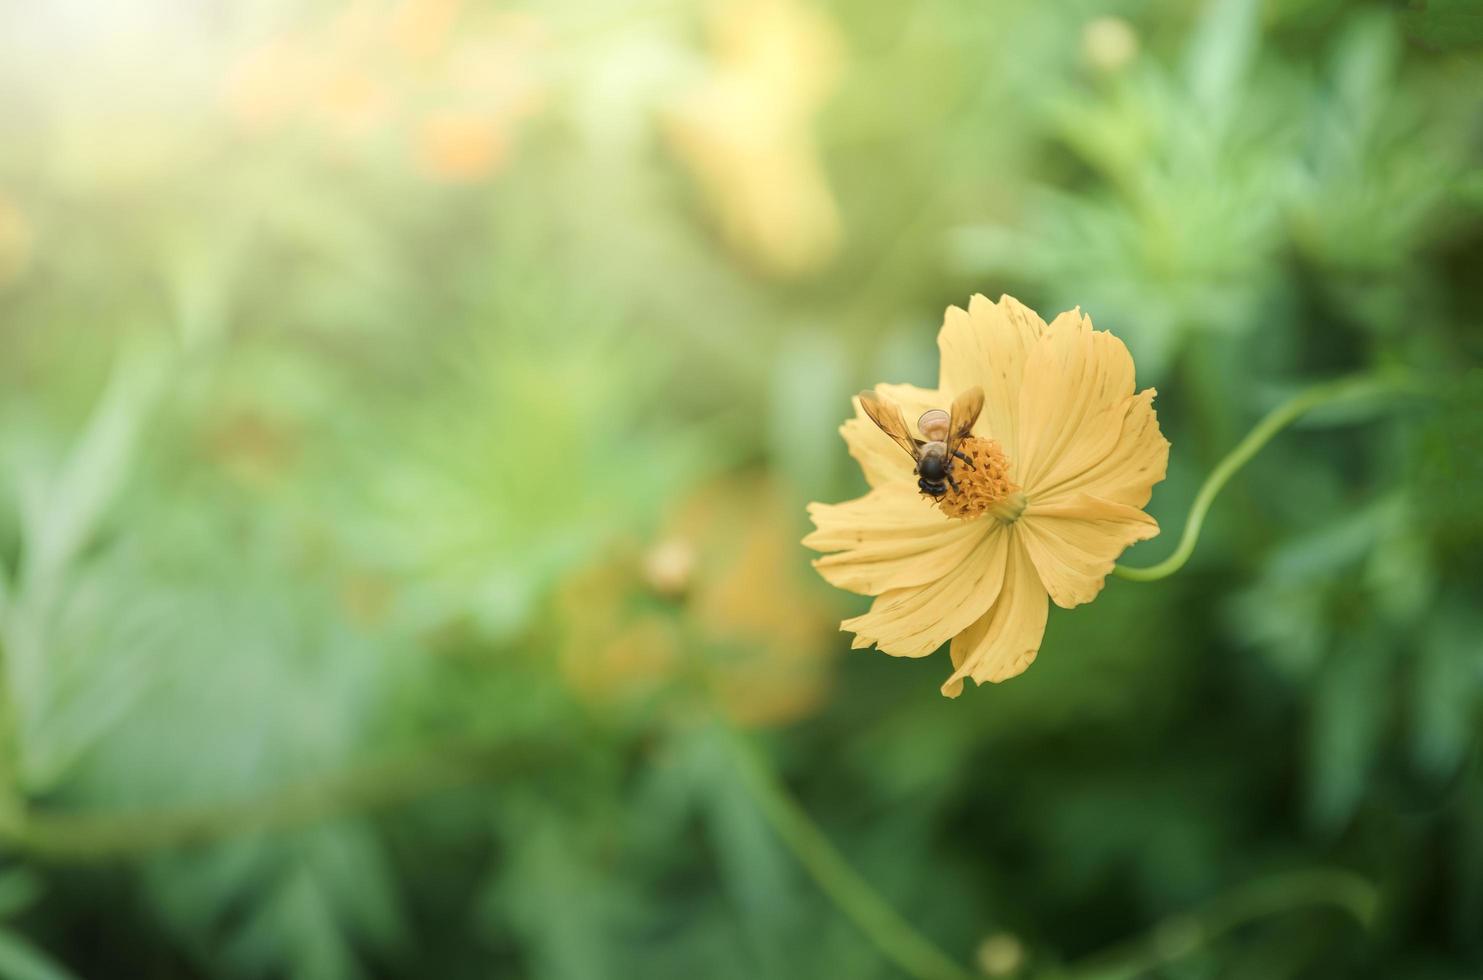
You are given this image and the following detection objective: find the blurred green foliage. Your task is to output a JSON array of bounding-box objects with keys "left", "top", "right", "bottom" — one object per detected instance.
[{"left": 0, "top": 0, "right": 1480, "bottom": 977}]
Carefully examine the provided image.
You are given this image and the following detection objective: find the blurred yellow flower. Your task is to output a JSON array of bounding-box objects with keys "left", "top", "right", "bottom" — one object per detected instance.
[
  {"left": 975, "top": 933, "right": 1026, "bottom": 977},
  {"left": 557, "top": 560, "right": 683, "bottom": 708},
  {"left": 665, "top": 0, "right": 844, "bottom": 278},
  {"left": 0, "top": 193, "right": 33, "bottom": 288},
  {"left": 390, "top": 0, "right": 465, "bottom": 62},
  {"left": 340, "top": 571, "right": 395, "bottom": 628},
  {"left": 223, "top": 37, "right": 313, "bottom": 133},
  {"left": 225, "top": 4, "right": 393, "bottom": 140},
  {"left": 1081, "top": 16, "right": 1139, "bottom": 74},
  {"left": 316, "top": 67, "right": 394, "bottom": 142},
  {"left": 414, "top": 15, "right": 548, "bottom": 183},
  {"left": 805, "top": 295, "right": 1169, "bottom": 697},
  {"left": 201, "top": 407, "right": 302, "bottom": 489},
  {"left": 416, "top": 110, "right": 507, "bottom": 182},
  {"left": 222, "top": 2, "right": 546, "bottom": 181},
  {"left": 558, "top": 478, "right": 836, "bottom": 729}
]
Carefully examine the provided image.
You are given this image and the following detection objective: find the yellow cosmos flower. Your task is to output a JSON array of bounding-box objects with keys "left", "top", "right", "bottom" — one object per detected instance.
[{"left": 804, "top": 295, "right": 1169, "bottom": 697}]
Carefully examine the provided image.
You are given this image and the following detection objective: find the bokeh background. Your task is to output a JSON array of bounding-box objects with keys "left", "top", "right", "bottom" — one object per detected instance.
[{"left": 1, "top": 0, "right": 1481, "bottom": 977}]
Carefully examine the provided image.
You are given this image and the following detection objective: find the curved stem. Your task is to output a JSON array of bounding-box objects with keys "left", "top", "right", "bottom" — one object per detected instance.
[
  {"left": 731, "top": 737, "right": 974, "bottom": 980},
  {"left": 1050, "top": 867, "right": 1378, "bottom": 979},
  {"left": 1114, "top": 373, "right": 1413, "bottom": 583}
]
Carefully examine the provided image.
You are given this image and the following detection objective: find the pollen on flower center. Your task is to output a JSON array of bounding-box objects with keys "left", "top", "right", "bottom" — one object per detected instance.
[{"left": 935, "top": 436, "right": 1022, "bottom": 521}]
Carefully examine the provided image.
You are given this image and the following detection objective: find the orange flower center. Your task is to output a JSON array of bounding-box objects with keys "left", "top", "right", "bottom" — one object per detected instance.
[{"left": 935, "top": 436, "right": 1024, "bottom": 522}]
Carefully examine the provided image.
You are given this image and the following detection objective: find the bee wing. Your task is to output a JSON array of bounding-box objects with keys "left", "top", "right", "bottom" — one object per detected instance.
[
  {"left": 857, "top": 391, "right": 921, "bottom": 462},
  {"left": 944, "top": 386, "right": 985, "bottom": 455}
]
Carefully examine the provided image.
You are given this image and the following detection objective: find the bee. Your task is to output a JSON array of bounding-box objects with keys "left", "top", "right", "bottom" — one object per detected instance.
[{"left": 858, "top": 386, "right": 985, "bottom": 498}]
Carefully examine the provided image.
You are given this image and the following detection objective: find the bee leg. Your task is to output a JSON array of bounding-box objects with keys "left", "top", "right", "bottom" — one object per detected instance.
[
  {"left": 954, "top": 450, "right": 975, "bottom": 470},
  {"left": 946, "top": 473, "right": 961, "bottom": 494}
]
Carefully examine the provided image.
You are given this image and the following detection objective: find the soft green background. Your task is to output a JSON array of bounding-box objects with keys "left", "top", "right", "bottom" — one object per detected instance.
[{"left": 0, "top": 0, "right": 1481, "bottom": 977}]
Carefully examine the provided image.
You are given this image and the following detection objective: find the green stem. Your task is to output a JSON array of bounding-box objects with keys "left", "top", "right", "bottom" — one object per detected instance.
[
  {"left": 1050, "top": 867, "right": 1378, "bottom": 979},
  {"left": 731, "top": 737, "right": 974, "bottom": 980},
  {"left": 1113, "top": 372, "right": 1412, "bottom": 583},
  {"left": 1, "top": 739, "right": 541, "bottom": 862}
]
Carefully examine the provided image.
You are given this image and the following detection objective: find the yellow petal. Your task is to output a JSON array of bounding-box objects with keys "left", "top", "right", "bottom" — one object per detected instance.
[
  {"left": 941, "top": 532, "right": 1048, "bottom": 696},
  {"left": 840, "top": 523, "right": 1008, "bottom": 658},
  {"left": 804, "top": 485, "right": 983, "bottom": 595},
  {"left": 936, "top": 294, "right": 1046, "bottom": 462},
  {"left": 840, "top": 382, "right": 942, "bottom": 489},
  {"left": 1031, "top": 388, "right": 1169, "bottom": 509},
  {"left": 1015, "top": 310, "right": 1138, "bottom": 494},
  {"left": 1019, "top": 494, "right": 1160, "bottom": 609}
]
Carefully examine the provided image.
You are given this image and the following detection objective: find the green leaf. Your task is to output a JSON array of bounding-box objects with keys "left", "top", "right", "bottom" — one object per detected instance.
[
  {"left": 1309, "top": 639, "right": 1389, "bottom": 831},
  {"left": 0, "top": 872, "right": 40, "bottom": 921},
  {"left": 1401, "top": 0, "right": 1483, "bottom": 49},
  {"left": 16, "top": 346, "right": 165, "bottom": 595},
  {"left": 768, "top": 330, "right": 849, "bottom": 500},
  {"left": 1185, "top": 0, "right": 1261, "bottom": 121},
  {"left": 0, "top": 930, "right": 78, "bottom": 980},
  {"left": 487, "top": 817, "right": 634, "bottom": 980},
  {"left": 695, "top": 730, "right": 800, "bottom": 977},
  {"left": 1411, "top": 598, "right": 1483, "bottom": 778}
]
